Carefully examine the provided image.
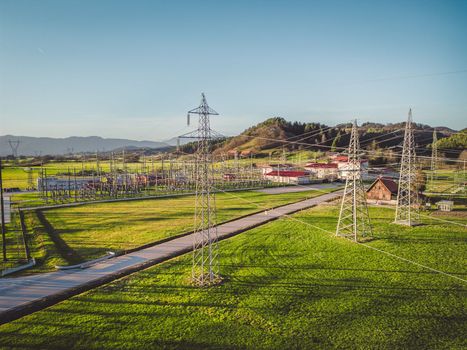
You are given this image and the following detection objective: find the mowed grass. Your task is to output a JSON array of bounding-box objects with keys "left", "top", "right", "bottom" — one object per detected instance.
[
  {"left": 24, "top": 188, "right": 334, "bottom": 271},
  {"left": 1, "top": 205, "right": 465, "bottom": 349}
]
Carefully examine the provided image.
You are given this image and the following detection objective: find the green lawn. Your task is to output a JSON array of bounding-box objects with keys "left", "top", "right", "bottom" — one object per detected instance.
[
  {"left": 1, "top": 204, "right": 465, "bottom": 349},
  {"left": 21, "top": 188, "right": 335, "bottom": 273},
  {"left": 0, "top": 219, "right": 28, "bottom": 272}
]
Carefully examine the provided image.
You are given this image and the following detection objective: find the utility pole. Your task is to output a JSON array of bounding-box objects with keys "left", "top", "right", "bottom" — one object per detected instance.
[
  {"left": 336, "top": 120, "right": 372, "bottom": 242},
  {"left": 187, "top": 93, "right": 221, "bottom": 286},
  {"left": 395, "top": 109, "right": 420, "bottom": 226},
  {"left": 0, "top": 158, "right": 7, "bottom": 261}
]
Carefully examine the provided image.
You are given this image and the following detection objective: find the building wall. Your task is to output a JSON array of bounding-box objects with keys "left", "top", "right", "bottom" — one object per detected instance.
[
  {"left": 264, "top": 175, "right": 311, "bottom": 184},
  {"left": 367, "top": 182, "right": 391, "bottom": 201}
]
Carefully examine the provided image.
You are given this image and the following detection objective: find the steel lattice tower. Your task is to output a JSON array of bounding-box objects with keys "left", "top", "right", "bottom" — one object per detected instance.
[
  {"left": 336, "top": 120, "right": 372, "bottom": 242},
  {"left": 8, "top": 140, "right": 20, "bottom": 159},
  {"left": 394, "top": 109, "right": 420, "bottom": 226},
  {"left": 187, "top": 93, "right": 221, "bottom": 286},
  {"left": 430, "top": 129, "right": 438, "bottom": 184}
]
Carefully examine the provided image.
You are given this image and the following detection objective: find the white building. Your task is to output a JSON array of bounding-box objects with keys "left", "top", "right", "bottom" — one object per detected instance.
[
  {"left": 304, "top": 163, "right": 338, "bottom": 181},
  {"left": 331, "top": 155, "right": 368, "bottom": 180},
  {"left": 264, "top": 170, "right": 313, "bottom": 185}
]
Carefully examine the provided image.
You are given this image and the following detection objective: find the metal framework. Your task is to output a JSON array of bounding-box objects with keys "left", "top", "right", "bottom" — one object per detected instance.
[
  {"left": 430, "top": 129, "right": 438, "bottom": 184},
  {"left": 336, "top": 120, "right": 371, "bottom": 241},
  {"left": 8, "top": 140, "right": 20, "bottom": 159},
  {"left": 394, "top": 109, "right": 420, "bottom": 226},
  {"left": 187, "top": 93, "right": 221, "bottom": 286}
]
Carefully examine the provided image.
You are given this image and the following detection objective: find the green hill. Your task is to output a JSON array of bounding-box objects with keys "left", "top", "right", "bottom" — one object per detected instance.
[{"left": 211, "top": 117, "right": 455, "bottom": 158}]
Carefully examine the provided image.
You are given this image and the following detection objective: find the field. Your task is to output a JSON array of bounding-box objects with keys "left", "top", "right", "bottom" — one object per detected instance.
[
  {"left": 1, "top": 161, "right": 148, "bottom": 190},
  {"left": 425, "top": 169, "right": 466, "bottom": 195},
  {"left": 1, "top": 204, "right": 465, "bottom": 349},
  {"left": 18, "top": 188, "right": 335, "bottom": 273}
]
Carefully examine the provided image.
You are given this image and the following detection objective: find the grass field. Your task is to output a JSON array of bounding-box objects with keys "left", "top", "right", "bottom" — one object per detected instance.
[
  {"left": 1, "top": 161, "right": 146, "bottom": 189},
  {"left": 19, "top": 188, "right": 335, "bottom": 273},
  {"left": 1, "top": 204, "right": 465, "bottom": 349}
]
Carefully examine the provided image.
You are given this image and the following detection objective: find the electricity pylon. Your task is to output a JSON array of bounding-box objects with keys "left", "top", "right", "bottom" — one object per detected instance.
[
  {"left": 394, "top": 109, "right": 420, "bottom": 226},
  {"left": 8, "top": 140, "right": 20, "bottom": 159},
  {"left": 187, "top": 93, "right": 221, "bottom": 286},
  {"left": 336, "top": 120, "right": 372, "bottom": 242},
  {"left": 430, "top": 129, "right": 438, "bottom": 184}
]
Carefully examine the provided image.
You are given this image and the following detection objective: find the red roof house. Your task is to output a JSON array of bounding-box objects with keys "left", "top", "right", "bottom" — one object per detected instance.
[{"left": 366, "top": 177, "right": 398, "bottom": 201}]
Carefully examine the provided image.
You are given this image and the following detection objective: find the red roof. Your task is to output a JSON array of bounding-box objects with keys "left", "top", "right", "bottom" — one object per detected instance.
[
  {"left": 265, "top": 170, "right": 308, "bottom": 177},
  {"left": 333, "top": 155, "right": 348, "bottom": 162},
  {"left": 305, "top": 163, "right": 338, "bottom": 169}
]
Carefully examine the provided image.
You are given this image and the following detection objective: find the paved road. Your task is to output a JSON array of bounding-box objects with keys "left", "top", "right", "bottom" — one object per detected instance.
[
  {"left": 256, "top": 183, "right": 341, "bottom": 195},
  {"left": 0, "top": 190, "right": 341, "bottom": 323}
]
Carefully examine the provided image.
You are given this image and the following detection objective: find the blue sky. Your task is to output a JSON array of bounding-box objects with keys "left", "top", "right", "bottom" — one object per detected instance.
[{"left": 1, "top": 0, "right": 466, "bottom": 140}]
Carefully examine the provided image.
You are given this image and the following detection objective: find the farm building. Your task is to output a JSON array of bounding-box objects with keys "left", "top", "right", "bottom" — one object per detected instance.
[
  {"left": 366, "top": 177, "right": 398, "bottom": 204},
  {"left": 304, "top": 163, "right": 338, "bottom": 181},
  {"left": 264, "top": 170, "right": 312, "bottom": 185},
  {"left": 436, "top": 200, "right": 454, "bottom": 212}
]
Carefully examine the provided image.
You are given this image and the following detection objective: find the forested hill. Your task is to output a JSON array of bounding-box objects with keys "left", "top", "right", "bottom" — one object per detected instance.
[{"left": 211, "top": 117, "right": 456, "bottom": 157}]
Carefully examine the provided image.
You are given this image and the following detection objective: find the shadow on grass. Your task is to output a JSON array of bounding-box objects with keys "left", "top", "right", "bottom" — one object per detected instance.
[{"left": 35, "top": 210, "right": 84, "bottom": 265}]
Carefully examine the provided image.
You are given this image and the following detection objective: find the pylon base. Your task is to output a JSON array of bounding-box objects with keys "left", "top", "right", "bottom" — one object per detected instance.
[
  {"left": 191, "top": 274, "right": 223, "bottom": 287},
  {"left": 393, "top": 219, "right": 421, "bottom": 227}
]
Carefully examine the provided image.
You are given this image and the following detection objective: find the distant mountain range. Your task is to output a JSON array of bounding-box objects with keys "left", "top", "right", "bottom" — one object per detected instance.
[
  {"left": 0, "top": 135, "right": 171, "bottom": 156},
  {"left": 1, "top": 119, "right": 460, "bottom": 157}
]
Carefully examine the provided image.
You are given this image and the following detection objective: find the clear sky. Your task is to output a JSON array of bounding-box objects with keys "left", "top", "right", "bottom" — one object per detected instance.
[{"left": 1, "top": 0, "right": 466, "bottom": 140}]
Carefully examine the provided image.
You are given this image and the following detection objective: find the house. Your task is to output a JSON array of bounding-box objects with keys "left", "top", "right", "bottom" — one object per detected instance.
[
  {"left": 366, "top": 177, "right": 398, "bottom": 204},
  {"left": 436, "top": 200, "right": 454, "bottom": 212},
  {"left": 264, "top": 170, "right": 312, "bottom": 185},
  {"left": 304, "top": 163, "right": 338, "bottom": 181},
  {"left": 330, "top": 155, "right": 369, "bottom": 180}
]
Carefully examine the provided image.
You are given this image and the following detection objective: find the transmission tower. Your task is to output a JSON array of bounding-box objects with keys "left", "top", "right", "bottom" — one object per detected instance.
[
  {"left": 394, "top": 109, "right": 420, "bottom": 226},
  {"left": 187, "top": 93, "right": 221, "bottom": 286},
  {"left": 336, "top": 120, "right": 372, "bottom": 242},
  {"left": 8, "top": 140, "right": 20, "bottom": 159},
  {"left": 430, "top": 129, "right": 438, "bottom": 184}
]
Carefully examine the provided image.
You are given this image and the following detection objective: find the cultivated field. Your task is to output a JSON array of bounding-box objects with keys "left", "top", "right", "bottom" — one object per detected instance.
[{"left": 1, "top": 204, "right": 465, "bottom": 349}]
